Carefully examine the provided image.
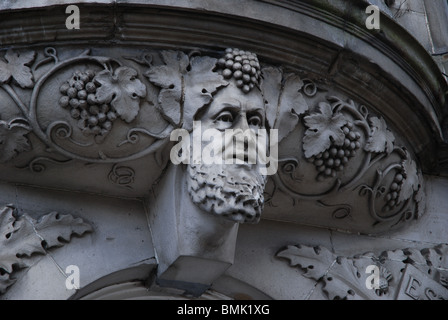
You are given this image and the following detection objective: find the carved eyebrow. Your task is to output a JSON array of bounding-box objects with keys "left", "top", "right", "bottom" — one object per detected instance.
[
  {"left": 247, "top": 108, "right": 264, "bottom": 115},
  {"left": 211, "top": 103, "right": 241, "bottom": 119}
]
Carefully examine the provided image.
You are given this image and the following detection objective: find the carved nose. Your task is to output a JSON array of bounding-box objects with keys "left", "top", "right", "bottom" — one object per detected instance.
[
  {"left": 222, "top": 128, "right": 257, "bottom": 164},
  {"left": 235, "top": 115, "right": 250, "bottom": 131}
]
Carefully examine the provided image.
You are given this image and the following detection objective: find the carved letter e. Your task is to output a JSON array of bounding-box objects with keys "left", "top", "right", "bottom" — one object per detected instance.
[{"left": 66, "top": 5, "right": 80, "bottom": 30}]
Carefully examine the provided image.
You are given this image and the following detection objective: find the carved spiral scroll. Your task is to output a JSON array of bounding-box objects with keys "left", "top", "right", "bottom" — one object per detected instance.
[
  {"left": 25, "top": 50, "right": 170, "bottom": 163},
  {"left": 359, "top": 148, "right": 421, "bottom": 223}
]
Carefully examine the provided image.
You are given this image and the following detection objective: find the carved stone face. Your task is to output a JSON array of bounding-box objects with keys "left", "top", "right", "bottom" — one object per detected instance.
[{"left": 186, "top": 81, "right": 268, "bottom": 223}]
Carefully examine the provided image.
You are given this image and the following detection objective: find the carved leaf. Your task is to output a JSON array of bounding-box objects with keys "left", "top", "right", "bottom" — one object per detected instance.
[
  {"left": 322, "top": 270, "right": 360, "bottom": 300},
  {"left": 324, "top": 256, "right": 383, "bottom": 300},
  {"left": 404, "top": 248, "right": 429, "bottom": 265},
  {"left": 0, "top": 206, "right": 92, "bottom": 294},
  {"left": 260, "top": 68, "right": 308, "bottom": 141},
  {"left": 303, "top": 102, "right": 347, "bottom": 158},
  {"left": 277, "top": 245, "right": 337, "bottom": 280},
  {"left": 34, "top": 212, "right": 93, "bottom": 249},
  {"left": 0, "top": 50, "right": 36, "bottom": 88},
  {"left": 422, "top": 245, "right": 448, "bottom": 269},
  {"left": 277, "top": 245, "right": 366, "bottom": 299},
  {"left": 0, "top": 206, "right": 43, "bottom": 275},
  {"left": 146, "top": 52, "right": 227, "bottom": 131},
  {"left": 277, "top": 73, "right": 308, "bottom": 142},
  {"left": 94, "top": 67, "right": 147, "bottom": 123},
  {"left": 279, "top": 244, "right": 448, "bottom": 300},
  {"left": 145, "top": 50, "right": 189, "bottom": 126},
  {"left": 260, "top": 67, "right": 282, "bottom": 129},
  {"left": 399, "top": 156, "right": 419, "bottom": 203},
  {"left": 277, "top": 244, "right": 394, "bottom": 300},
  {"left": 183, "top": 56, "right": 227, "bottom": 131},
  {"left": 364, "top": 116, "right": 395, "bottom": 154},
  {"left": 379, "top": 248, "right": 408, "bottom": 262},
  {"left": 0, "top": 118, "right": 31, "bottom": 163}
]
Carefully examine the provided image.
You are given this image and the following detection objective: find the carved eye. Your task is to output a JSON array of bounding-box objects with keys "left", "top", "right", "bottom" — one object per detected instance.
[
  {"left": 216, "top": 111, "right": 234, "bottom": 123},
  {"left": 248, "top": 115, "right": 262, "bottom": 128}
]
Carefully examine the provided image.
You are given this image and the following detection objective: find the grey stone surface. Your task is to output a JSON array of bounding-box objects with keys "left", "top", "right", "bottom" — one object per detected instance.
[
  {"left": 227, "top": 220, "right": 333, "bottom": 300},
  {"left": 3, "top": 255, "right": 72, "bottom": 300},
  {"left": 0, "top": 182, "right": 155, "bottom": 299}
]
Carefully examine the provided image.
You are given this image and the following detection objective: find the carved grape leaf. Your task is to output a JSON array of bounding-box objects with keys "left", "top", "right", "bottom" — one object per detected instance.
[
  {"left": 0, "top": 50, "right": 36, "bottom": 88},
  {"left": 94, "top": 67, "right": 147, "bottom": 123},
  {"left": 278, "top": 244, "right": 448, "bottom": 300},
  {"left": 277, "top": 73, "right": 308, "bottom": 142},
  {"left": 0, "top": 205, "right": 92, "bottom": 294},
  {"left": 146, "top": 51, "right": 227, "bottom": 131},
  {"left": 0, "top": 118, "right": 32, "bottom": 163},
  {"left": 303, "top": 102, "right": 347, "bottom": 158},
  {"left": 145, "top": 51, "right": 189, "bottom": 126},
  {"left": 260, "top": 67, "right": 282, "bottom": 129},
  {"left": 399, "top": 156, "right": 419, "bottom": 203},
  {"left": 364, "top": 116, "right": 395, "bottom": 154},
  {"left": 277, "top": 244, "right": 372, "bottom": 300},
  {"left": 260, "top": 68, "right": 308, "bottom": 142},
  {"left": 183, "top": 56, "right": 228, "bottom": 132}
]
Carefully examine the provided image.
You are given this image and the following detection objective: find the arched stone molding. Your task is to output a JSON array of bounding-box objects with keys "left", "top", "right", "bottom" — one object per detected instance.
[{"left": 74, "top": 273, "right": 271, "bottom": 300}]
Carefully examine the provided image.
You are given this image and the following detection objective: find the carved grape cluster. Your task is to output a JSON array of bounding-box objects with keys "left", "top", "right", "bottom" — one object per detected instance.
[
  {"left": 308, "top": 122, "right": 361, "bottom": 180},
  {"left": 384, "top": 171, "right": 404, "bottom": 210},
  {"left": 58, "top": 70, "right": 118, "bottom": 138},
  {"left": 217, "top": 48, "right": 261, "bottom": 93}
]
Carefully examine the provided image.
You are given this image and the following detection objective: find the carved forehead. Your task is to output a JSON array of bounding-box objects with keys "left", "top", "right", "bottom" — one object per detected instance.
[{"left": 207, "top": 82, "right": 264, "bottom": 114}]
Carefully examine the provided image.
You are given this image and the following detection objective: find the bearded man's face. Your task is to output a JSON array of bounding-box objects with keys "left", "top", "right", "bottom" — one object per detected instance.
[{"left": 186, "top": 82, "right": 268, "bottom": 223}]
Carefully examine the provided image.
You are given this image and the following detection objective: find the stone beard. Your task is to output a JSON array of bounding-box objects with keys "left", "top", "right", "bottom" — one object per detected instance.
[{"left": 186, "top": 162, "right": 267, "bottom": 224}]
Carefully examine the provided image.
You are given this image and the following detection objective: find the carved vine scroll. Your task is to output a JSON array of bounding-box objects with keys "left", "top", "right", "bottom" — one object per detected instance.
[{"left": 0, "top": 47, "right": 425, "bottom": 230}]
